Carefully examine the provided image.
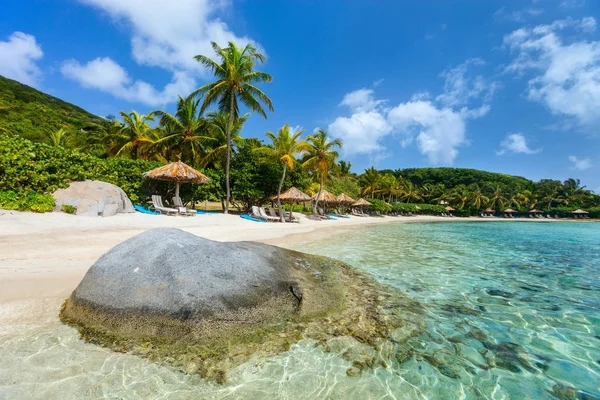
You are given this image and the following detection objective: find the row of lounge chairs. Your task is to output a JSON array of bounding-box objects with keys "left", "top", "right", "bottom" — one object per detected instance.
[{"left": 250, "top": 206, "right": 299, "bottom": 223}]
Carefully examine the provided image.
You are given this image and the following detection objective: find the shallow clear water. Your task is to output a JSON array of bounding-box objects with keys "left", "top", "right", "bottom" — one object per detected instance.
[{"left": 1, "top": 221, "right": 599, "bottom": 399}]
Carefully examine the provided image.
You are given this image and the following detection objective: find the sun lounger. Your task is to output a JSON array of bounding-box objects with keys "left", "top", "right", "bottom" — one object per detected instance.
[
  {"left": 151, "top": 195, "right": 178, "bottom": 215},
  {"left": 172, "top": 196, "right": 196, "bottom": 216},
  {"left": 258, "top": 207, "right": 279, "bottom": 221}
]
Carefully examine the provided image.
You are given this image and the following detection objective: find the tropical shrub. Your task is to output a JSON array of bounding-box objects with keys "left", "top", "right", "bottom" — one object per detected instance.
[
  {"left": 0, "top": 190, "right": 55, "bottom": 212},
  {"left": 369, "top": 198, "right": 392, "bottom": 213},
  {"left": 62, "top": 204, "right": 76, "bottom": 214}
]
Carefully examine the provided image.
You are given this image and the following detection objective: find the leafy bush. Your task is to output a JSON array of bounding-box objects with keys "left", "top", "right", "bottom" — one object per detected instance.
[
  {"left": 0, "top": 134, "right": 162, "bottom": 205},
  {"left": 368, "top": 198, "right": 392, "bottom": 213},
  {"left": 0, "top": 190, "right": 55, "bottom": 212},
  {"left": 62, "top": 204, "right": 76, "bottom": 214}
]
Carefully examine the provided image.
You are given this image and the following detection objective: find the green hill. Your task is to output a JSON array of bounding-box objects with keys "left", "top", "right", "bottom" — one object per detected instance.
[{"left": 0, "top": 75, "right": 104, "bottom": 142}]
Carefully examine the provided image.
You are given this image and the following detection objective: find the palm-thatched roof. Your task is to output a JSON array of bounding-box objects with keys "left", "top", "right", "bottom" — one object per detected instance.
[
  {"left": 270, "top": 187, "right": 311, "bottom": 202},
  {"left": 351, "top": 198, "right": 372, "bottom": 207},
  {"left": 529, "top": 209, "right": 543, "bottom": 213},
  {"left": 571, "top": 209, "right": 589, "bottom": 214},
  {"left": 484, "top": 208, "right": 495, "bottom": 213},
  {"left": 142, "top": 161, "right": 210, "bottom": 183},
  {"left": 336, "top": 193, "right": 356, "bottom": 204},
  {"left": 445, "top": 206, "right": 455, "bottom": 211},
  {"left": 312, "top": 189, "right": 338, "bottom": 202},
  {"left": 504, "top": 208, "right": 517, "bottom": 213}
]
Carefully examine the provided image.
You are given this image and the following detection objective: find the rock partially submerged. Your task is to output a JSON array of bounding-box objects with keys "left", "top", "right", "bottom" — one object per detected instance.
[
  {"left": 60, "top": 228, "right": 424, "bottom": 382},
  {"left": 53, "top": 180, "right": 134, "bottom": 216}
]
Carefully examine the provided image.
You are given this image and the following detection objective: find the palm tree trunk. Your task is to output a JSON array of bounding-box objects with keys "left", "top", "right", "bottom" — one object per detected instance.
[
  {"left": 277, "top": 164, "right": 287, "bottom": 222},
  {"left": 313, "top": 175, "right": 324, "bottom": 215},
  {"left": 224, "top": 92, "right": 234, "bottom": 214}
]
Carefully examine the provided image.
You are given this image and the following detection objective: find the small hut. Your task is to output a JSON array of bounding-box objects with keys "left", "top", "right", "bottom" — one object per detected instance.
[
  {"left": 142, "top": 161, "right": 210, "bottom": 199},
  {"left": 270, "top": 187, "right": 311, "bottom": 221}
]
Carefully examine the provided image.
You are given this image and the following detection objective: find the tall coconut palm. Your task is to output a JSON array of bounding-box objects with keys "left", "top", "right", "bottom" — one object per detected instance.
[
  {"left": 193, "top": 41, "right": 273, "bottom": 214},
  {"left": 115, "top": 111, "right": 156, "bottom": 159},
  {"left": 469, "top": 184, "right": 489, "bottom": 210},
  {"left": 255, "top": 124, "right": 310, "bottom": 221},
  {"left": 401, "top": 181, "right": 422, "bottom": 203},
  {"left": 153, "top": 95, "right": 210, "bottom": 164},
  {"left": 487, "top": 185, "right": 508, "bottom": 211},
  {"left": 338, "top": 160, "right": 352, "bottom": 176},
  {"left": 302, "top": 129, "right": 342, "bottom": 215},
  {"left": 361, "top": 167, "right": 380, "bottom": 198},
  {"left": 203, "top": 111, "right": 249, "bottom": 169}
]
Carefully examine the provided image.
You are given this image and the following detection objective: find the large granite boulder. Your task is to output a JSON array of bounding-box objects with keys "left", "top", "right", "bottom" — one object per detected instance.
[
  {"left": 53, "top": 180, "right": 134, "bottom": 217},
  {"left": 60, "top": 228, "right": 423, "bottom": 382}
]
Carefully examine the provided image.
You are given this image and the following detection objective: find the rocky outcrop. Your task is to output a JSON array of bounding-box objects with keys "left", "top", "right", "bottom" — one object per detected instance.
[
  {"left": 52, "top": 180, "right": 134, "bottom": 216},
  {"left": 60, "top": 228, "right": 424, "bottom": 382}
]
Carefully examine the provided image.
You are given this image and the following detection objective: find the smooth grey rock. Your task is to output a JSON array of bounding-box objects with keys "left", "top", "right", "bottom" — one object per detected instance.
[
  {"left": 53, "top": 180, "right": 134, "bottom": 217},
  {"left": 61, "top": 228, "right": 346, "bottom": 345}
]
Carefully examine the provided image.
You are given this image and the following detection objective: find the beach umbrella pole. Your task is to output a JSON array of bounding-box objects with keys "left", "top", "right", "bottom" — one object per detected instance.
[{"left": 175, "top": 182, "right": 180, "bottom": 198}]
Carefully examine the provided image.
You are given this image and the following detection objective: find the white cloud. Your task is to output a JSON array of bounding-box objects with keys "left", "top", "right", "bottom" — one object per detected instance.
[
  {"left": 494, "top": 7, "right": 543, "bottom": 23},
  {"left": 328, "top": 60, "right": 495, "bottom": 165},
  {"left": 76, "top": 0, "right": 256, "bottom": 73},
  {"left": 559, "top": 0, "right": 585, "bottom": 9},
  {"left": 64, "top": 0, "right": 258, "bottom": 104},
  {"left": 0, "top": 32, "right": 43, "bottom": 87},
  {"left": 436, "top": 58, "right": 499, "bottom": 107},
  {"left": 61, "top": 57, "right": 195, "bottom": 106},
  {"left": 503, "top": 17, "right": 600, "bottom": 127},
  {"left": 568, "top": 155, "right": 592, "bottom": 170},
  {"left": 497, "top": 133, "right": 541, "bottom": 155}
]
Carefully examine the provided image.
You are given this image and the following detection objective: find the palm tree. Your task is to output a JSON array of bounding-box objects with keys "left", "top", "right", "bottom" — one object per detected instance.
[
  {"left": 115, "top": 111, "right": 156, "bottom": 159},
  {"left": 469, "top": 184, "right": 489, "bottom": 210},
  {"left": 193, "top": 41, "right": 273, "bottom": 214},
  {"left": 203, "top": 111, "right": 249, "bottom": 169},
  {"left": 45, "top": 128, "right": 71, "bottom": 147},
  {"left": 487, "top": 185, "right": 508, "bottom": 211},
  {"left": 153, "top": 95, "right": 210, "bottom": 164},
  {"left": 361, "top": 167, "right": 380, "bottom": 198},
  {"left": 338, "top": 160, "right": 352, "bottom": 176},
  {"left": 401, "top": 181, "right": 422, "bottom": 203},
  {"left": 255, "top": 124, "right": 310, "bottom": 221},
  {"left": 302, "top": 129, "right": 342, "bottom": 215}
]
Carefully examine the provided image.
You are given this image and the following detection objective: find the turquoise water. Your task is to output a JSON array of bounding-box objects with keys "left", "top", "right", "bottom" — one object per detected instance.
[
  {"left": 297, "top": 221, "right": 600, "bottom": 399},
  {"left": 0, "top": 221, "right": 598, "bottom": 399}
]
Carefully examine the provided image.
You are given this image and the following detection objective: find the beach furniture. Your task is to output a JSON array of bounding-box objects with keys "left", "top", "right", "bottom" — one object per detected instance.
[
  {"left": 172, "top": 196, "right": 197, "bottom": 216},
  {"left": 134, "top": 205, "right": 160, "bottom": 215},
  {"left": 259, "top": 207, "right": 279, "bottom": 222},
  {"left": 151, "top": 195, "right": 178, "bottom": 215}
]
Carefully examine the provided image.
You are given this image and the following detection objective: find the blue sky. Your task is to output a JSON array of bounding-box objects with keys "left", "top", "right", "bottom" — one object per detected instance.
[{"left": 1, "top": 0, "right": 599, "bottom": 191}]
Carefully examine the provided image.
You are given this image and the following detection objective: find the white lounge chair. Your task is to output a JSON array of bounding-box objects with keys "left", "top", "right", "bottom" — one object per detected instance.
[
  {"left": 258, "top": 207, "right": 279, "bottom": 222},
  {"left": 151, "top": 195, "right": 178, "bottom": 215},
  {"left": 172, "top": 196, "right": 196, "bottom": 216}
]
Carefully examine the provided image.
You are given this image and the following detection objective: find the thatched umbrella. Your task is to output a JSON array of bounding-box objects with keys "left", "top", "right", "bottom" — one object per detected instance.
[
  {"left": 142, "top": 161, "right": 210, "bottom": 198},
  {"left": 312, "top": 189, "right": 337, "bottom": 203},
  {"left": 529, "top": 209, "right": 543, "bottom": 213},
  {"left": 504, "top": 208, "right": 517, "bottom": 213},
  {"left": 337, "top": 193, "right": 356, "bottom": 213},
  {"left": 445, "top": 206, "right": 455, "bottom": 211},
  {"left": 351, "top": 198, "right": 372, "bottom": 214},
  {"left": 484, "top": 208, "right": 495, "bottom": 213},
  {"left": 270, "top": 187, "right": 311, "bottom": 221},
  {"left": 571, "top": 209, "right": 589, "bottom": 214}
]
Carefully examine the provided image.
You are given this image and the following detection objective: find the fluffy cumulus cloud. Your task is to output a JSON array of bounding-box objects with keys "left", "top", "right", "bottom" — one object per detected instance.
[
  {"left": 62, "top": 0, "right": 256, "bottom": 105},
  {"left": 497, "top": 133, "right": 541, "bottom": 155},
  {"left": 568, "top": 155, "right": 592, "bottom": 170},
  {"left": 61, "top": 57, "right": 195, "bottom": 106},
  {"left": 503, "top": 17, "right": 600, "bottom": 128},
  {"left": 328, "top": 60, "right": 497, "bottom": 165},
  {"left": 0, "top": 32, "right": 43, "bottom": 87}
]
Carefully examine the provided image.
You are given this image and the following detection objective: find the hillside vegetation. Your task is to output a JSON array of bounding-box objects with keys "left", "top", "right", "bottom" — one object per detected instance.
[{"left": 0, "top": 75, "right": 103, "bottom": 143}]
